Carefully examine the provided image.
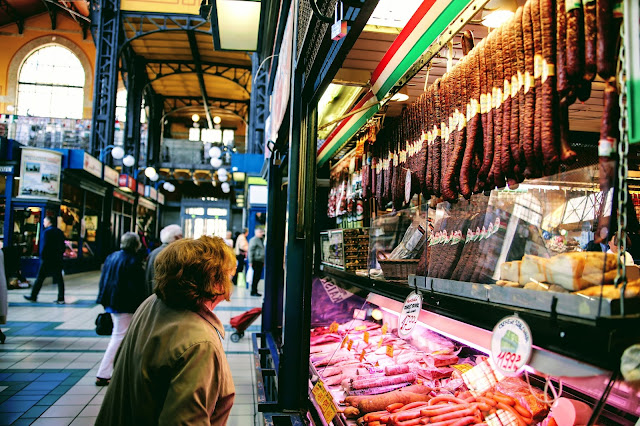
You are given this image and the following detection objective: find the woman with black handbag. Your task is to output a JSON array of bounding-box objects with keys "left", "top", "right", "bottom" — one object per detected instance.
[{"left": 95, "top": 232, "right": 147, "bottom": 386}]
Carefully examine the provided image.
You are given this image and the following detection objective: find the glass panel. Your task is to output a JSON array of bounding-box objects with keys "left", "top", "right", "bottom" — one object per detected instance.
[
  {"left": 205, "top": 218, "right": 227, "bottom": 238},
  {"left": 194, "top": 218, "right": 204, "bottom": 239},
  {"left": 12, "top": 206, "right": 42, "bottom": 257},
  {"left": 185, "top": 207, "right": 205, "bottom": 216},
  {"left": 184, "top": 218, "right": 193, "bottom": 239},
  {"left": 62, "top": 183, "right": 83, "bottom": 206},
  {"left": 207, "top": 208, "right": 227, "bottom": 216}
]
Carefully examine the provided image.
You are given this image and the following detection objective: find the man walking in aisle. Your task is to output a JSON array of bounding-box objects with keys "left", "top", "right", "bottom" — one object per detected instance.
[
  {"left": 248, "top": 227, "right": 265, "bottom": 297},
  {"left": 145, "top": 224, "right": 182, "bottom": 294},
  {"left": 233, "top": 228, "right": 249, "bottom": 286},
  {"left": 24, "top": 216, "right": 66, "bottom": 304}
]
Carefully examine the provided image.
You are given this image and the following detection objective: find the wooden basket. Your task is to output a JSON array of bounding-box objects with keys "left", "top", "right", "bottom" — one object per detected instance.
[{"left": 377, "top": 252, "right": 419, "bottom": 280}]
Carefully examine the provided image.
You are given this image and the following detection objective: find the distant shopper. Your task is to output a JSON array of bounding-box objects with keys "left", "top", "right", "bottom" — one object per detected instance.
[
  {"left": 248, "top": 227, "right": 265, "bottom": 297},
  {"left": 224, "top": 231, "right": 234, "bottom": 248},
  {"left": 95, "top": 232, "right": 147, "bottom": 387},
  {"left": 24, "top": 216, "right": 66, "bottom": 304},
  {"left": 96, "top": 236, "right": 236, "bottom": 425},
  {"left": 608, "top": 234, "right": 635, "bottom": 265},
  {"left": 145, "top": 224, "right": 182, "bottom": 294},
  {"left": 0, "top": 250, "right": 7, "bottom": 344},
  {"left": 233, "top": 228, "right": 249, "bottom": 286}
]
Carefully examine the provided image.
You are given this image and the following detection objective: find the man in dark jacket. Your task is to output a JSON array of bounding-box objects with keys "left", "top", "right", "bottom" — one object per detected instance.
[
  {"left": 95, "top": 232, "right": 147, "bottom": 386},
  {"left": 24, "top": 216, "right": 66, "bottom": 304},
  {"left": 248, "top": 227, "right": 265, "bottom": 297}
]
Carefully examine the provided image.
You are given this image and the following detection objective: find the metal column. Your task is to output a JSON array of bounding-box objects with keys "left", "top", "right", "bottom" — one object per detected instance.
[
  {"left": 248, "top": 52, "right": 268, "bottom": 154},
  {"left": 279, "top": 0, "right": 318, "bottom": 410},
  {"left": 124, "top": 55, "right": 145, "bottom": 168},
  {"left": 262, "top": 159, "right": 286, "bottom": 338},
  {"left": 89, "top": 0, "right": 121, "bottom": 157}
]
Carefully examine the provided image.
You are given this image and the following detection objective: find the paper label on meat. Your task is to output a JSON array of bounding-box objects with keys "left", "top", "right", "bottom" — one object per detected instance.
[
  {"left": 599, "top": 137, "right": 617, "bottom": 157},
  {"left": 399, "top": 291, "right": 422, "bottom": 338},
  {"left": 517, "top": 70, "right": 524, "bottom": 92},
  {"left": 534, "top": 55, "right": 543, "bottom": 79},
  {"left": 542, "top": 60, "right": 555, "bottom": 84},
  {"left": 480, "top": 94, "right": 488, "bottom": 114},
  {"left": 524, "top": 71, "right": 532, "bottom": 93},
  {"left": 511, "top": 75, "right": 519, "bottom": 97},
  {"left": 386, "top": 344, "right": 394, "bottom": 357},
  {"left": 364, "top": 331, "right": 370, "bottom": 343},
  {"left": 503, "top": 80, "right": 511, "bottom": 100},
  {"left": 491, "top": 315, "right": 532, "bottom": 377}
]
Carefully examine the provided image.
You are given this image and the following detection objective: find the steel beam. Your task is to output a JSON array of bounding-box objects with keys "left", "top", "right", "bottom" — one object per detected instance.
[
  {"left": 187, "top": 30, "right": 214, "bottom": 129},
  {"left": 248, "top": 53, "right": 268, "bottom": 154},
  {"left": 145, "top": 61, "right": 251, "bottom": 96},
  {"left": 124, "top": 56, "right": 145, "bottom": 169},
  {"left": 89, "top": 0, "right": 122, "bottom": 157},
  {"left": 121, "top": 13, "right": 211, "bottom": 50},
  {"left": 145, "top": 59, "right": 251, "bottom": 70},
  {"left": 162, "top": 97, "right": 249, "bottom": 122},
  {"left": 0, "top": 0, "right": 24, "bottom": 34},
  {"left": 41, "top": 0, "right": 57, "bottom": 30}
]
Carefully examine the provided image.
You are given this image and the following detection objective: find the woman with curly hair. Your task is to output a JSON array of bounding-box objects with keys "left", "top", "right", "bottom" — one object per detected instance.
[{"left": 96, "top": 236, "right": 237, "bottom": 425}]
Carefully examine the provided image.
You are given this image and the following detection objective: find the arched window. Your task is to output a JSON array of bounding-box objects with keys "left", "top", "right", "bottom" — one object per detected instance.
[{"left": 16, "top": 45, "right": 85, "bottom": 119}]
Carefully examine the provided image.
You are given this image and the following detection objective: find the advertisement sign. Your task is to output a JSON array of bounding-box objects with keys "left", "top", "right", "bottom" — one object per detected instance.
[
  {"left": 398, "top": 291, "right": 422, "bottom": 338},
  {"left": 104, "top": 166, "right": 119, "bottom": 186},
  {"left": 158, "top": 192, "right": 165, "bottom": 205},
  {"left": 83, "top": 152, "right": 102, "bottom": 178},
  {"left": 119, "top": 174, "right": 136, "bottom": 192},
  {"left": 18, "top": 148, "right": 62, "bottom": 200},
  {"left": 137, "top": 182, "right": 145, "bottom": 195},
  {"left": 269, "top": 3, "right": 293, "bottom": 143},
  {"left": 82, "top": 215, "right": 98, "bottom": 242},
  {"left": 490, "top": 315, "right": 533, "bottom": 377}
]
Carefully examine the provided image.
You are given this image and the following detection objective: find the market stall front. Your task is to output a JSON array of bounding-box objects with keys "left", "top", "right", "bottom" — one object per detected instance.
[{"left": 257, "top": 0, "right": 640, "bottom": 423}]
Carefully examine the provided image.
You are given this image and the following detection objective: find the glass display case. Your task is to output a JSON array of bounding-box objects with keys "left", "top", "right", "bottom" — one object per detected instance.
[
  {"left": 59, "top": 205, "right": 80, "bottom": 259},
  {"left": 307, "top": 277, "right": 640, "bottom": 426}
]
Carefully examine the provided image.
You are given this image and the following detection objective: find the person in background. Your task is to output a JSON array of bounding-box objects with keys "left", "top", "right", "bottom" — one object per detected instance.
[
  {"left": 95, "top": 232, "right": 147, "bottom": 386},
  {"left": 608, "top": 234, "right": 635, "bottom": 265},
  {"left": 224, "top": 230, "right": 234, "bottom": 248},
  {"left": 145, "top": 224, "right": 182, "bottom": 294},
  {"left": 248, "top": 227, "right": 265, "bottom": 297},
  {"left": 24, "top": 216, "right": 66, "bottom": 304},
  {"left": 0, "top": 250, "right": 7, "bottom": 343},
  {"left": 233, "top": 228, "right": 249, "bottom": 286},
  {"left": 96, "top": 236, "right": 236, "bottom": 425}
]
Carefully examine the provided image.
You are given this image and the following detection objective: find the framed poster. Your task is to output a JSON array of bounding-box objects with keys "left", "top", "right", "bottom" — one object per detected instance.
[{"left": 18, "top": 148, "right": 62, "bottom": 200}]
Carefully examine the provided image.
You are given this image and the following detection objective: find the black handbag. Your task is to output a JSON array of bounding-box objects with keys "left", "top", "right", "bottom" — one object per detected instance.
[{"left": 95, "top": 312, "right": 113, "bottom": 336}]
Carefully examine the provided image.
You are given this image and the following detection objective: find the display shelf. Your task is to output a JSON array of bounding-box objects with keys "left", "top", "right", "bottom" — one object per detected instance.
[
  {"left": 252, "top": 333, "right": 280, "bottom": 412},
  {"left": 320, "top": 265, "right": 640, "bottom": 373}
]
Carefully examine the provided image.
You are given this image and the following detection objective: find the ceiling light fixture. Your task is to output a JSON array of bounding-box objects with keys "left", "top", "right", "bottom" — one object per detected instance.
[
  {"left": 209, "top": 0, "right": 261, "bottom": 51},
  {"left": 192, "top": 114, "right": 200, "bottom": 122},
  {"left": 390, "top": 86, "right": 409, "bottom": 102},
  {"left": 213, "top": 116, "right": 222, "bottom": 125}
]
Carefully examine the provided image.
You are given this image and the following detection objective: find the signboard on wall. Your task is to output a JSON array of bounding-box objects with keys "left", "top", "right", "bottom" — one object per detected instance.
[
  {"left": 119, "top": 174, "right": 136, "bottom": 192},
  {"left": 269, "top": 3, "right": 294, "bottom": 143},
  {"left": 104, "top": 166, "right": 119, "bottom": 186},
  {"left": 158, "top": 193, "right": 165, "bottom": 205},
  {"left": 248, "top": 185, "right": 268, "bottom": 206},
  {"left": 83, "top": 152, "right": 102, "bottom": 178},
  {"left": 18, "top": 147, "right": 62, "bottom": 200}
]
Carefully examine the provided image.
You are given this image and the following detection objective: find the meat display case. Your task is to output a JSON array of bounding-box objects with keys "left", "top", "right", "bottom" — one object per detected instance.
[{"left": 307, "top": 275, "right": 640, "bottom": 425}]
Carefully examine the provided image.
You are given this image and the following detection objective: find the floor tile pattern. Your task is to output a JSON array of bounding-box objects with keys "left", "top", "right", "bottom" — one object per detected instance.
[{"left": 0, "top": 271, "right": 263, "bottom": 425}]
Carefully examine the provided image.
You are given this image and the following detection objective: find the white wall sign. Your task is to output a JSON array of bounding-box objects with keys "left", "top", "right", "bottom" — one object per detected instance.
[
  {"left": 491, "top": 315, "right": 533, "bottom": 376},
  {"left": 83, "top": 152, "right": 102, "bottom": 178},
  {"left": 248, "top": 185, "right": 268, "bottom": 205},
  {"left": 18, "top": 147, "right": 62, "bottom": 200},
  {"left": 398, "top": 291, "right": 422, "bottom": 337}
]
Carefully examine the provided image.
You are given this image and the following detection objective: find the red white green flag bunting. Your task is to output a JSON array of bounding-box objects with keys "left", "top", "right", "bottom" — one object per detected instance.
[{"left": 317, "top": 0, "right": 469, "bottom": 166}]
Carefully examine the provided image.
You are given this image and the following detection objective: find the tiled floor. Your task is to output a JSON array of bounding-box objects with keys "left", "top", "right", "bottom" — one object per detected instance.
[{"left": 0, "top": 271, "right": 264, "bottom": 425}]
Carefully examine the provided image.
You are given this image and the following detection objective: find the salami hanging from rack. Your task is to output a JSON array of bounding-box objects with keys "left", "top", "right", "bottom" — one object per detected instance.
[
  {"left": 501, "top": 19, "right": 515, "bottom": 187},
  {"left": 540, "top": 0, "right": 561, "bottom": 175},
  {"left": 476, "top": 32, "right": 493, "bottom": 192},
  {"left": 432, "top": 79, "right": 443, "bottom": 197},
  {"left": 461, "top": 47, "right": 482, "bottom": 199},
  {"left": 442, "top": 65, "right": 466, "bottom": 201},
  {"left": 531, "top": 0, "right": 544, "bottom": 176},
  {"left": 522, "top": 0, "right": 537, "bottom": 178},
  {"left": 490, "top": 26, "right": 505, "bottom": 189}
]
